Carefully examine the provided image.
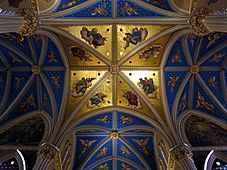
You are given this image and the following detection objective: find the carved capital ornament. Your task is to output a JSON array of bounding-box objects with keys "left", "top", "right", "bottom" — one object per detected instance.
[
  {"left": 168, "top": 143, "right": 193, "bottom": 170},
  {"left": 17, "top": 9, "right": 39, "bottom": 37},
  {"left": 189, "top": 8, "right": 210, "bottom": 36}
]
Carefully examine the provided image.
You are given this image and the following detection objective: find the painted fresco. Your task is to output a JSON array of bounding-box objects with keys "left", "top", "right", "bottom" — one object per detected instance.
[
  {"left": 0, "top": 116, "right": 45, "bottom": 145},
  {"left": 185, "top": 116, "right": 227, "bottom": 146}
]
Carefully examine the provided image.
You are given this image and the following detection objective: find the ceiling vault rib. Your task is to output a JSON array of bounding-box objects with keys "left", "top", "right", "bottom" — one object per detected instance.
[
  {"left": 28, "top": 36, "right": 38, "bottom": 65},
  {"left": 188, "top": 75, "right": 194, "bottom": 110},
  {"left": 197, "top": 41, "right": 227, "bottom": 66},
  {"left": 183, "top": 35, "right": 193, "bottom": 66},
  {"left": 36, "top": 75, "right": 42, "bottom": 111},
  {"left": 39, "top": 72, "right": 57, "bottom": 124},
  {"left": 193, "top": 37, "right": 203, "bottom": 65},
  {"left": 119, "top": 137, "right": 150, "bottom": 170},
  {"left": 220, "top": 70, "right": 227, "bottom": 104},
  {"left": 55, "top": 72, "right": 111, "bottom": 142},
  {"left": 0, "top": 51, "right": 10, "bottom": 67},
  {"left": 118, "top": 25, "right": 189, "bottom": 66},
  {"left": 0, "top": 71, "right": 11, "bottom": 114},
  {"left": 129, "top": 0, "right": 188, "bottom": 17},
  {"left": 41, "top": 0, "right": 99, "bottom": 18},
  {"left": 195, "top": 74, "right": 227, "bottom": 113},
  {"left": 118, "top": 71, "right": 167, "bottom": 128},
  {"left": 41, "top": 18, "right": 189, "bottom": 25},
  {"left": 40, "top": 25, "right": 112, "bottom": 66},
  {"left": 0, "top": 39, "right": 34, "bottom": 66},
  {"left": 70, "top": 66, "right": 109, "bottom": 70},
  {"left": 173, "top": 72, "right": 192, "bottom": 124},
  {"left": 80, "top": 137, "right": 111, "bottom": 169},
  {"left": 38, "top": 36, "right": 48, "bottom": 66},
  {"left": 0, "top": 75, "right": 35, "bottom": 121}
]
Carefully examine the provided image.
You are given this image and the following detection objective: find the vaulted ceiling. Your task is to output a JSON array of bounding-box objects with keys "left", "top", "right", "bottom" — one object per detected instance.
[{"left": 0, "top": 0, "right": 226, "bottom": 170}]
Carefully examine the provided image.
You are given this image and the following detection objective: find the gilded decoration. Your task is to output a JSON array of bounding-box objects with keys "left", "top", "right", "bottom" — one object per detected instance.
[
  {"left": 168, "top": 143, "right": 192, "bottom": 170},
  {"left": 189, "top": 8, "right": 210, "bottom": 36},
  {"left": 117, "top": 76, "right": 155, "bottom": 119},
  {"left": 58, "top": 35, "right": 106, "bottom": 66},
  {"left": 59, "top": 25, "right": 112, "bottom": 61},
  {"left": 117, "top": 25, "right": 171, "bottom": 60},
  {"left": 123, "top": 34, "right": 172, "bottom": 67},
  {"left": 17, "top": 9, "right": 39, "bottom": 37},
  {"left": 67, "top": 70, "right": 107, "bottom": 114},
  {"left": 122, "top": 70, "right": 162, "bottom": 113},
  {"left": 75, "top": 75, "right": 112, "bottom": 117}
]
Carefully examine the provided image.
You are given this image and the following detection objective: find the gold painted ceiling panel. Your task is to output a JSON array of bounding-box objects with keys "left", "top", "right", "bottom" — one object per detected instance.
[
  {"left": 59, "top": 25, "right": 113, "bottom": 62},
  {"left": 117, "top": 25, "right": 171, "bottom": 61},
  {"left": 75, "top": 74, "right": 113, "bottom": 118},
  {"left": 58, "top": 35, "right": 107, "bottom": 67},
  {"left": 67, "top": 70, "right": 107, "bottom": 114},
  {"left": 116, "top": 75, "right": 156, "bottom": 120},
  {"left": 122, "top": 33, "right": 173, "bottom": 67}
]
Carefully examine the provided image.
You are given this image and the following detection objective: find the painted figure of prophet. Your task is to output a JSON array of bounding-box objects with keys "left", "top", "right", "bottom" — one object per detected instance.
[
  {"left": 123, "top": 28, "right": 148, "bottom": 49},
  {"left": 80, "top": 27, "right": 107, "bottom": 48},
  {"left": 72, "top": 77, "right": 95, "bottom": 98},
  {"left": 138, "top": 77, "right": 158, "bottom": 99}
]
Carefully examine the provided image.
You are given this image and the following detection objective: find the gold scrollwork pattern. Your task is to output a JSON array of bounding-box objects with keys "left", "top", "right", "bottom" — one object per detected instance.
[
  {"left": 17, "top": 9, "right": 39, "bottom": 37},
  {"left": 189, "top": 8, "right": 210, "bottom": 36}
]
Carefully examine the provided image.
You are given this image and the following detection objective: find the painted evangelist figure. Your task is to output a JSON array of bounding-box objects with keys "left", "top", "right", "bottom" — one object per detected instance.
[
  {"left": 69, "top": 46, "right": 93, "bottom": 61},
  {"left": 138, "top": 77, "right": 157, "bottom": 99},
  {"left": 122, "top": 90, "right": 142, "bottom": 109},
  {"left": 139, "top": 44, "right": 163, "bottom": 60},
  {"left": 72, "top": 77, "right": 95, "bottom": 98},
  {"left": 88, "top": 92, "right": 107, "bottom": 108},
  {"left": 80, "top": 27, "right": 107, "bottom": 48},
  {"left": 124, "top": 28, "right": 148, "bottom": 49}
]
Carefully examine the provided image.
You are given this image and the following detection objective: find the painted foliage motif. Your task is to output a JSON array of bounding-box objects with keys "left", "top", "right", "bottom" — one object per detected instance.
[
  {"left": 124, "top": 28, "right": 148, "bottom": 49},
  {"left": 80, "top": 27, "right": 107, "bottom": 48},
  {"left": 72, "top": 77, "right": 95, "bottom": 98},
  {"left": 185, "top": 116, "right": 227, "bottom": 146},
  {"left": 138, "top": 77, "right": 157, "bottom": 99}
]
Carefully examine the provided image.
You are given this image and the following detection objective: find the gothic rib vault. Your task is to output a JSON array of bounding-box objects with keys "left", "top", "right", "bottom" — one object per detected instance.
[{"left": 0, "top": 0, "right": 226, "bottom": 170}]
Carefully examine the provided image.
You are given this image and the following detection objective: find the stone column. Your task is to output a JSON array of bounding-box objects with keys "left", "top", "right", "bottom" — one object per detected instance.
[
  {"left": 167, "top": 143, "right": 196, "bottom": 170},
  {"left": 33, "top": 143, "right": 62, "bottom": 170},
  {"left": 189, "top": 8, "right": 227, "bottom": 36},
  {"left": 0, "top": 9, "right": 39, "bottom": 38}
]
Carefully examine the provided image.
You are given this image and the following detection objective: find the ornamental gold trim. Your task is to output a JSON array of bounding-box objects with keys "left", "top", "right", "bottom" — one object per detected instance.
[
  {"left": 189, "top": 8, "right": 210, "bottom": 36},
  {"left": 17, "top": 9, "right": 39, "bottom": 37}
]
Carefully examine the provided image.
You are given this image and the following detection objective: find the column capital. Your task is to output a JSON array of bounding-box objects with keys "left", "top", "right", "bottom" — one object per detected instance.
[
  {"left": 16, "top": 9, "right": 39, "bottom": 37},
  {"left": 189, "top": 8, "right": 210, "bottom": 36},
  {"left": 168, "top": 143, "right": 193, "bottom": 170},
  {"left": 38, "top": 143, "right": 59, "bottom": 162}
]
